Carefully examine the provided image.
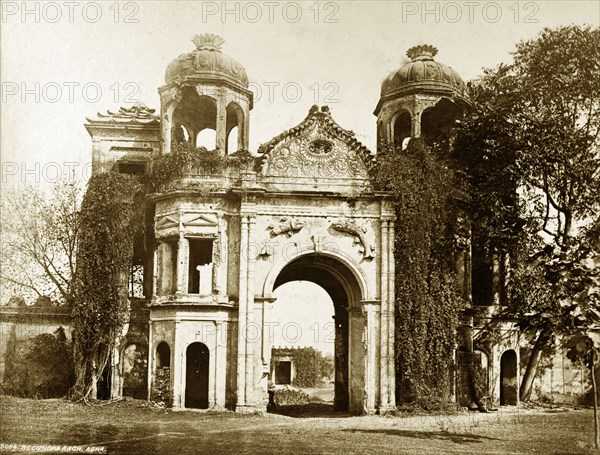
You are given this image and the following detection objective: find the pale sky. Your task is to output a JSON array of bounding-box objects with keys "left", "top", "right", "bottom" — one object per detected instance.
[
  {"left": 272, "top": 282, "right": 335, "bottom": 354},
  {"left": 2, "top": 1, "right": 599, "bottom": 186}
]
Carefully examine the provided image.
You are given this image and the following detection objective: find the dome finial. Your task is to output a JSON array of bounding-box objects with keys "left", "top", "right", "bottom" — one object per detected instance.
[
  {"left": 192, "top": 33, "right": 225, "bottom": 52},
  {"left": 406, "top": 44, "right": 438, "bottom": 61}
]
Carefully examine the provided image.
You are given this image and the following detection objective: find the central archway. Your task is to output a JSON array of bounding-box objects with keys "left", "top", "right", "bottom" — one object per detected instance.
[{"left": 269, "top": 253, "right": 365, "bottom": 412}]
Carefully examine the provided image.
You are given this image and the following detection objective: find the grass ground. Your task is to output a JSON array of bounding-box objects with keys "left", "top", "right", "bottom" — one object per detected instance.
[{"left": 0, "top": 396, "right": 597, "bottom": 455}]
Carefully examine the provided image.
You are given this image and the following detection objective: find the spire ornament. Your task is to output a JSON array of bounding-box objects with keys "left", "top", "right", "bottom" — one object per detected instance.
[
  {"left": 406, "top": 44, "right": 438, "bottom": 61},
  {"left": 192, "top": 33, "right": 225, "bottom": 52}
]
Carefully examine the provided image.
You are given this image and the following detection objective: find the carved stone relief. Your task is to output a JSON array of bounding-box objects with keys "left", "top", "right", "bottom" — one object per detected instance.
[
  {"left": 265, "top": 125, "right": 368, "bottom": 179},
  {"left": 330, "top": 219, "right": 375, "bottom": 259},
  {"left": 267, "top": 217, "right": 304, "bottom": 237}
]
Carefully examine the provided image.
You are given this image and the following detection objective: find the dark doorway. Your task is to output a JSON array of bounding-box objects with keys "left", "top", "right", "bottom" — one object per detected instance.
[
  {"left": 96, "top": 355, "right": 112, "bottom": 400},
  {"left": 275, "top": 361, "right": 292, "bottom": 385},
  {"left": 500, "top": 349, "right": 518, "bottom": 405},
  {"left": 185, "top": 342, "right": 210, "bottom": 409}
]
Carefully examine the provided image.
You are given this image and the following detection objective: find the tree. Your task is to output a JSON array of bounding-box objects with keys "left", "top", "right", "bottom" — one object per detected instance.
[
  {"left": 290, "top": 348, "right": 331, "bottom": 388},
  {"left": 0, "top": 181, "right": 81, "bottom": 306},
  {"left": 71, "top": 172, "right": 141, "bottom": 400},
  {"left": 567, "top": 328, "right": 600, "bottom": 449},
  {"left": 455, "top": 25, "right": 600, "bottom": 402}
]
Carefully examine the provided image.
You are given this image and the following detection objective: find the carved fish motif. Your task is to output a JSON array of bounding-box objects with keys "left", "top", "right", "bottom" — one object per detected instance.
[
  {"left": 331, "top": 219, "right": 375, "bottom": 259},
  {"left": 268, "top": 217, "right": 305, "bottom": 237}
]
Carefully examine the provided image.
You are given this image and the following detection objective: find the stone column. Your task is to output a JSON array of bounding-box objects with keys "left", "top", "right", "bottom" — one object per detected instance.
[
  {"left": 492, "top": 251, "right": 501, "bottom": 305},
  {"left": 175, "top": 230, "right": 184, "bottom": 294},
  {"left": 181, "top": 238, "right": 190, "bottom": 295},
  {"left": 363, "top": 300, "right": 380, "bottom": 413},
  {"left": 236, "top": 215, "right": 249, "bottom": 409},
  {"left": 215, "top": 321, "right": 226, "bottom": 409},
  {"left": 147, "top": 322, "right": 153, "bottom": 400},
  {"left": 241, "top": 108, "right": 250, "bottom": 150},
  {"left": 386, "top": 220, "right": 396, "bottom": 409},
  {"left": 161, "top": 102, "right": 176, "bottom": 154},
  {"left": 245, "top": 215, "right": 256, "bottom": 406},
  {"left": 152, "top": 244, "right": 159, "bottom": 296},
  {"left": 379, "top": 219, "right": 389, "bottom": 409},
  {"left": 347, "top": 306, "right": 367, "bottom": 414},
  {"left": 172, "top": 321, "right": 183, "bottom": 408},
  {"left": 411, "top": 110, "right": 421, "bottom": 137},
  {"left": 216, "top": 97, "right": 227, "bottom": 154},
  {"left": 208, "top": 322, "right": 217, "bottom": 409}
]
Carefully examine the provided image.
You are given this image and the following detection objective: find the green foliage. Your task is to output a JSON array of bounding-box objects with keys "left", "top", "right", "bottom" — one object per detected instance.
[
  {"left": 71, "top": 172, "right": 141, "bottom": 399},
  {"left": 2, "top": 329, "right": 75, "bottom": 398},
  {"left": 455, "top": 25, "right": 600, "bottom": 401},
  {"left": 149, "top": 142, "right": 224, "bottom": 190},
  {"left": 286, "top": 347, "right": 330, "bottom": 388},
  {"left": 374, "top": 138, "right": 464, "bottom": 405},
  {"left": 148, "top": 142, "right": 256, "bottom": 192},
  {"left": 270, "top": 387, "right": 309, "bottom": 407},
  {"left": 456, "top": 26, "right": 600, "bottom": 344}
]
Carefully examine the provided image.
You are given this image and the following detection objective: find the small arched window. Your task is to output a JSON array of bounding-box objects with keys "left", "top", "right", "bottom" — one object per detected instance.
[{"left": 156, "top": 341, "right": 171, "bottom": 368}]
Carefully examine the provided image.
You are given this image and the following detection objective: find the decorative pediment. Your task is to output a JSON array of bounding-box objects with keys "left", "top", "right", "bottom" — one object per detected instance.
[
  {"left": 183, "top": 214, "right": 218, "bottom": 228},
  {"left": 257, "top": 105, "right": 374, "bottom": 181},
  {"left": 155, "top": 215, "right": 179, "bottom": 230}
]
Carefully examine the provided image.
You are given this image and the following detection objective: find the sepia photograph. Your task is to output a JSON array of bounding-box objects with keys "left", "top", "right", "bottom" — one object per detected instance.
[{"left": 1, "top": 1, "right": 599, "bottom": 453}]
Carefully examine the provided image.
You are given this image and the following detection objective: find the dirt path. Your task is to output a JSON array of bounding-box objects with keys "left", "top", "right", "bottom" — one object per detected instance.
[{"left": 0, "top": 397, "right": 596, "bottom": 455}]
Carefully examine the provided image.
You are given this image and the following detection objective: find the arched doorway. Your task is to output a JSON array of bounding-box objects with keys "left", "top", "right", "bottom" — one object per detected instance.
[
  {"left": 269, "top": 253, "right": 366, "bottom": 412},
  {"left": 500, "top": 349, "right": 518, "bottom": 405},
  {"left": 185, "top": 342, "right": 210, "bottom": 409}
]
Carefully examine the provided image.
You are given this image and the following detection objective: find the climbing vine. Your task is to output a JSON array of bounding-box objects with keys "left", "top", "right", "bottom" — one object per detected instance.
[
  {"left": 374, "top": 138, "right": 465, "bottom": 407},
  {"left": 70, "top": 142, "right": 255, "bottom": 401},
  {"left": 71, "top": 172, "right": 142, "bottom": 400},
  {"left": 148, "top": 142, "right": 255, "bottom": 191}
]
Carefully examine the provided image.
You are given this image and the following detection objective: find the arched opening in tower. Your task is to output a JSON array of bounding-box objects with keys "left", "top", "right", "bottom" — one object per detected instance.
[
  {"left": 393, "top": 111, "right": 411, "bottom": 149},
  {"left": 172, "top": 87, "right": 217, "bottom": 150},
  {"left": 420, "top": 98, "right": 461, "bottom": 151},
  {"left": 226, "top": 102, "right": 244, "bottom": 154}
]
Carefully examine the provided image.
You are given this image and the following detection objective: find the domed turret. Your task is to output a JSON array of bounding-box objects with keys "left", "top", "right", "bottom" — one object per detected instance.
[
  {"left": 380, "top": 45, "right": 466, "bottom": 98},
  {"left": 159, "top": 34, "right": 253, "bottom": 155},
  {"left": 165, "top": 34, "right": 249, "bottom": 89},
  {"left": 374, "top": 45, "right": 468, "bottom": 150}
]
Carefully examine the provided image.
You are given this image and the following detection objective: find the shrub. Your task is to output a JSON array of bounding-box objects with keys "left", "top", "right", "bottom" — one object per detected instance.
[
  {"left": 270, "top": 387, "right": 310, "bottom": 407},
  {"left": 2, "top": 328, "right": 75, "bottom": 398}
]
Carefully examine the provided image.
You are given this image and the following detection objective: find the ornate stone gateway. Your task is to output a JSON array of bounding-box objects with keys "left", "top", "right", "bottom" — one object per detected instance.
[
  {"left": 145, "top": 101, "right": 397, "bottom": 414},
  {"left": 85, "top": 34, "right": 430, "bottom": 414}
]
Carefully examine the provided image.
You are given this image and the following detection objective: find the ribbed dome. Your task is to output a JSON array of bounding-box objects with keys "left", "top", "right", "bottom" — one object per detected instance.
[
  {"left": 381, "top": 45, "right": 465, "bottom": 97},
  {"left": 165, "top": 34, "right": 249, "bottom": 88}
]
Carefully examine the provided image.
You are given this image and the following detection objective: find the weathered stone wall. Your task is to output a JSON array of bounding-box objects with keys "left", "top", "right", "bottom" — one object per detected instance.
[{"left": 0, "top": 305, "right": 72, "bottom": 381}]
